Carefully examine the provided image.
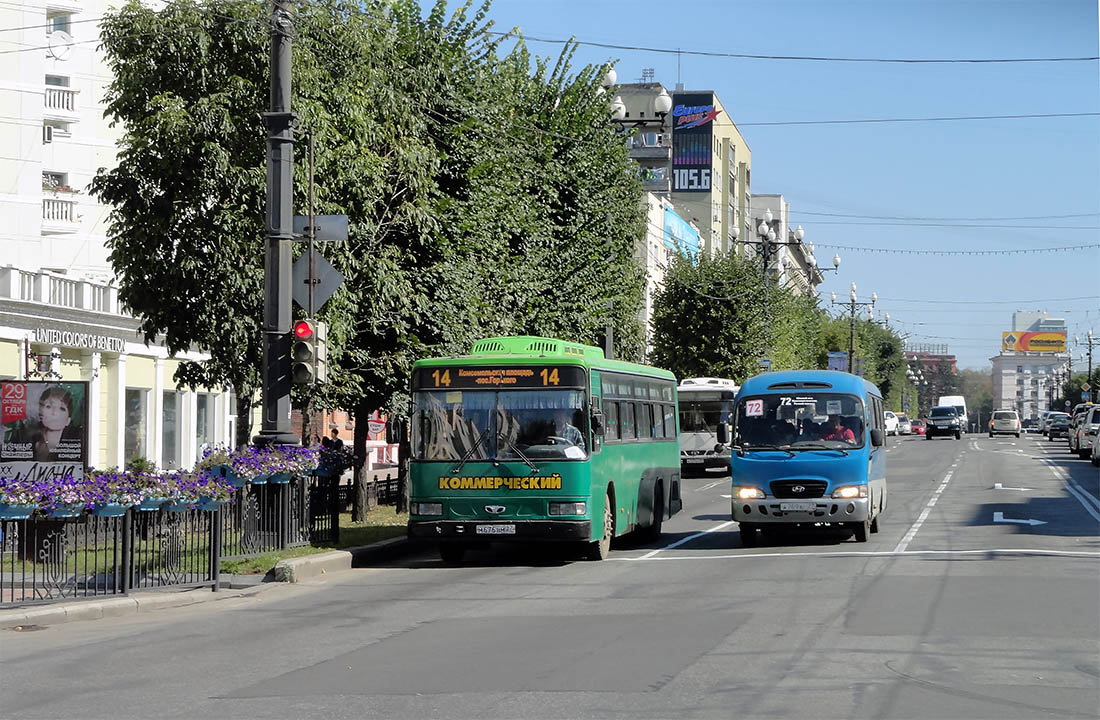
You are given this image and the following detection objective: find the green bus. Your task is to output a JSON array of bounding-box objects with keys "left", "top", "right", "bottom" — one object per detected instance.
[{"left": 408, "top": 336, "right": 682, "bottom": 561}]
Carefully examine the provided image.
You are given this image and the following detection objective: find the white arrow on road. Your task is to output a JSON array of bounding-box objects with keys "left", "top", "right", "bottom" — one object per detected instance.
[
  {"left": 993, "top": 482, "right": 1032, "bottom": 491},
  {"left": 993, "top": 511, "right": 1046, "bottom": 526}
]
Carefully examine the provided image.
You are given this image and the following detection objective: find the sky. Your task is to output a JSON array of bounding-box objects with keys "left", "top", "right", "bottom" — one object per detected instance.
[{"left": 480, "top": 0, "right": 1100, "bottom": 371}]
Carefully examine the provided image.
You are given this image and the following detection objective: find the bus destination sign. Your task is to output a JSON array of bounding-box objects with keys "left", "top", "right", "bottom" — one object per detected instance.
[{"left": 416, "top": 365, "right": 585, "bottom": 390}]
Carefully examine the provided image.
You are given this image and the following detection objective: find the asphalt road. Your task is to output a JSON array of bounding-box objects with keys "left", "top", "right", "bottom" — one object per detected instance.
[{"left": 2, "top": 434, "right": 1098, "bottom": 720}]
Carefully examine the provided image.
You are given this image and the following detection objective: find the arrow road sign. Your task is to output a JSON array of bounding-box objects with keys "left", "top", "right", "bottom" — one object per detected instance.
[
  {"left": 292, "top": 250, "right": 344, "bottom": 311},
  {"left": 293, "top": 214, "right": 348, "bottom": 242},
  {"left": 993, "top": 482, "right": 1032, "bottom": 491},
  {"left": 993, "top": 511, "right": 1046, "bottom": 526}
]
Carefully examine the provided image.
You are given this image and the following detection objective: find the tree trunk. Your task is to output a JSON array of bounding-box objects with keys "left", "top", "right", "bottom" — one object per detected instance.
[
  {"left": 351, "top": 398, "right": 371, "bottom": 522},
  {"left": 396, "top": 419, "right": 409, "bottom": 514}
]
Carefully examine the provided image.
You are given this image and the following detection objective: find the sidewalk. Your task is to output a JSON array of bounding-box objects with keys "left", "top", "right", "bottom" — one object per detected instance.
[{"left": 0, "top": 535, "right": 419, "bottom": 630}]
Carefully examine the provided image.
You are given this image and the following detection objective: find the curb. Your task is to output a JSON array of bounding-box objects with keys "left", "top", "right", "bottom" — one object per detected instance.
[
  {"left": 0, "top": 582, "right": 270, "bottom": 630},
  {"left": 273, "top": 536, "right": 418, "bottom": 582}
]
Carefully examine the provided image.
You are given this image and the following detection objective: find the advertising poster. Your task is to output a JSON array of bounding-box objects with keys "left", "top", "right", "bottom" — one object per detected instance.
[
  {"left": 1, "top": 380, "right": 88, "bottom": 482},
  {"left": 663, "top": 205, "right": 701, "bottom": 256},
  {"left": 671, "top": 92, "right": 720, "bottom": 193},
  {"left": 1001, "top": 331, "right": 1067, "bottom": 353}
]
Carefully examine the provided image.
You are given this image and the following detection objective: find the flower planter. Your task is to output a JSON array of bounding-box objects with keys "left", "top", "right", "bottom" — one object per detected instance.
[
  {"left": 137, "top": 497, "right": 169, "bottom": 511},
  {"left": 0, "top": 503, "right": 38, "bottom": 520},
  {"left": 47, "top": 503, "right": 85, "bottom": 518},
  {"left": 196, "top": 497, "right": 227, "bottom": 512},
  {"left": 249, "top": 474, "right": 269, "bottom": 485},
  {"left": 214, "top": 465, "right": 247, "bottom": 488},
  {"left": 163, "top": 501, "right": 191, "bottom": 513},
  {"left": 267, "top": 472, "right": 293, "bottom": 484},
  {"left": 91, "top": 502, "right": 129, "bottom": 517}
]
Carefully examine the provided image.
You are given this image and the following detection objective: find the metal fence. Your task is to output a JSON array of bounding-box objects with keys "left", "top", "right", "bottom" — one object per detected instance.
[{"left": 1, "top": 475, "right": 343, "bottom": 608}]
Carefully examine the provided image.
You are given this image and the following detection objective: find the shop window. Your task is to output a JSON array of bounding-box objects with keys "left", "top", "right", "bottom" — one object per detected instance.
[
  {"left": 196, "top": 392, "right": 216, "bottom": 461},
  {"left": 124, "top": 388, "right": 149, "bottom": 462},
  {"left": 161, "top": 391, "right": 181, "bottom": 469}
]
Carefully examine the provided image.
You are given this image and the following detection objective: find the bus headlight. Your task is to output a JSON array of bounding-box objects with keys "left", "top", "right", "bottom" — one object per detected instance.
[
  {"left": 413, "top": 502, "right": 443, "bottom": 516},
  {"left": 831, "top": 486, "right": 868, "bottom": 499},
  {"left": 736, "top": 487, "right": 765, "bottom": 500},
  {"left": 549, "top": 502, "right": 587, "bottom": 516}
]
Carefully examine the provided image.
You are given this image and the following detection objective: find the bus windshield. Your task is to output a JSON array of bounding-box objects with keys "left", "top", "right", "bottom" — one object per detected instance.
[
  {"left": 734, "top": 393, "right": 865, "bottom": 450},
  {"left": 412, "top": 389, "right": 588, "bottom": 462},
  {"left": 678, "top": 392, "right": 729, "bottom": 434}
]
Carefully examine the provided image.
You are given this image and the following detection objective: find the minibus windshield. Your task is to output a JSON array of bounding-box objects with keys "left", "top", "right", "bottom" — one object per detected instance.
[{"left": 734, "top": 393, "right": 865, "bottom": 450}]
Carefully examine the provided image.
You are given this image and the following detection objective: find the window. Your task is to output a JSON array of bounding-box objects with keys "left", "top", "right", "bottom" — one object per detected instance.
[
  {"left": 47, "top": 12, "right": 72, "bottom": 35},
  {"left": 652, "top": 403, "right": 664, "bottom": 438},
  {"left": 637, "top": 404, "right": 653, "bottom": 439},
  {"left": 42, "top": 171, "right": 66, "bottom": 189},
  {"left": 45, "top": 74, "right": 70, "bottom": 87},
  {"left": 124, "top": 388, "right": 149, "bottom": 462},
  {"left": 604, "top": 400, "right": 619, "bottom": 441},
  {"left": 161, "top": 391, "right": 181, "bottom": 469},
  {"left": 196, "top": 393, "right": 216, "bottom": 461},
  {"left": 663, "top": 404, "right": 676, "bottom": 438},
  {"left": 620, "top": 402, "right": 637, "bottom": 440}
]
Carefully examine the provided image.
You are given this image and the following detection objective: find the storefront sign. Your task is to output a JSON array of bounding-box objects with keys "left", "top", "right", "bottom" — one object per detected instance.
[
  {"left": 34, "top": 327, "right": 125, "bottom": 353},
  {"left": 1001, "top": 331, "right": 1066, "bottom": 353},
  {"left": 1, "top": 380, "right": 89, "bottom": 479}
]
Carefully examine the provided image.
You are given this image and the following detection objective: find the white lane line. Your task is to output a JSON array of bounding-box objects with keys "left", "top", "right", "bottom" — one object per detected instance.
[
  {"left": 895, "top": 470, "right": 953, "bottom": 553},
  {"left": 1041, "top": 459, "right": 1100, "bottom": 520},
  {"left": 622, "top": 548, "right": 1100, "bottom": 561},
  {"left": 639, "top": 520, "right": 736, "bottom": 559},
  {"left": 695, "top": 479, "right": 728, "bottom": 492}
]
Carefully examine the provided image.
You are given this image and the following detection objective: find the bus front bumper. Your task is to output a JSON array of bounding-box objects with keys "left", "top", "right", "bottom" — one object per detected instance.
[
  {"left": 408, "top": 519, "right": 592, "bottom": 542},
  {"left": 731, "top": 497, "right": 871, "bottom": 524}
]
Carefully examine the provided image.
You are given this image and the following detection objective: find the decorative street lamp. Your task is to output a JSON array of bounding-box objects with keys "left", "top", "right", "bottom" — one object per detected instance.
[
  {"left": 1074, "top": 330, "right": 1097, "bottom": 402},
  {"left": 830, "top": 282, "right": 876, "bottom": 374}
]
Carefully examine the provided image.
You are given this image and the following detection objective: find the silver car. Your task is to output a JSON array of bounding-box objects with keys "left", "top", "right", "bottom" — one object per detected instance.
[{"left": 989, "top": 409, "right": 1021, "bottom": 438}]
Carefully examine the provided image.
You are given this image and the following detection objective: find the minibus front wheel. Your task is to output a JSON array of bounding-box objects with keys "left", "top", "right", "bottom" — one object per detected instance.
[
  {"left": 740, "top": 523, "right": 758, "bottom": 547},
  {"left": 851, "top": 517, "right": 870, "bottom": 542}
]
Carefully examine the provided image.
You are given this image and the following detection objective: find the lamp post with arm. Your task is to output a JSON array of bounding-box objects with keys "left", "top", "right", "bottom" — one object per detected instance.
[
  {"left": 831, "top": 282, "right": 876, "bottom": 375},
  {"left": 1075, "top": 331, "right": 1097, "bottom": 402}
]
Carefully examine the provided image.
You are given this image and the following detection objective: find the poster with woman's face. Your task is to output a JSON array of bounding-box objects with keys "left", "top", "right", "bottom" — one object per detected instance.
[{"left": 1, "top": 380, "right": 88, "bottom": 481}]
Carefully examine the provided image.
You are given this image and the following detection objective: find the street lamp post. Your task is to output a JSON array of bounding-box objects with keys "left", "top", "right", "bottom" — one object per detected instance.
[
  {"left": 1074, "top": 331, "right": 1097, "bottom": 402},
  {"left": 830, "top": 282, "right": 876, "bottom": 374}
]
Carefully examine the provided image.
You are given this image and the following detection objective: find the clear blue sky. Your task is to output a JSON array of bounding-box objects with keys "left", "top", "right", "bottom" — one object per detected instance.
[{"left": 481, "top": 0, "right": 1100, "bottom": 370}]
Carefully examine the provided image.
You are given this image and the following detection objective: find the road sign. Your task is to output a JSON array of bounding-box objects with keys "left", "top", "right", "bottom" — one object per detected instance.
[
  {"left": 1083, "top": 391, "right": 1091, "bottom": 401},
  {"left": 759, "top": 357, "right": 771, "bottom": 371},
  {"left": 292, "top": 214, "right": 348, "bottom": 242},
  {"left": 1082, "top": 382, "right": 1091, "bottom": 392},
  {"left": 292, "top": 250, "right": 344, "bottom": 311},
  {"left": 1065, "top": 400, "right": 1071, "bottom": 409}
]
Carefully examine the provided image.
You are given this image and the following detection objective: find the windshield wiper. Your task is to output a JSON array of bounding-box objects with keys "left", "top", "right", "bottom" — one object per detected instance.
[
  {"left": 496, "top": 432, "right": 540, "bottom": 474},
  {"left": 794, "top": 442, "right": 849, "bottom": 456},
  {"left": 743, "top": 444, "right": 795, "bottom": 457},
  {"left": 449, "top": 425, "right": 492, "bottom": 475}
]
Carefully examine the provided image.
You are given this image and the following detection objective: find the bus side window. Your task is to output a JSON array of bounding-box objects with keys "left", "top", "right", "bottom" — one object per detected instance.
[
  {"left": 621, "top": 402, "right": 637, "bottom": 440},
  {"left": 664, "top": 404, "right": 676, "bottom": 438},
  {"left": 652, "top": 403, "right": 664, "bottom": 438},
  {"left": 638, "top": 404, "right": 653, "bottom": 440},
  {"left": 604, "top": 400, "right": 619, "bottom": 442}
]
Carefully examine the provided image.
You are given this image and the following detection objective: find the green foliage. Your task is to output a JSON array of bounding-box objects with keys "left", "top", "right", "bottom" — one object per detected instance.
[{"left": 92, "top": 0, "right": 646, "bottom": 426}]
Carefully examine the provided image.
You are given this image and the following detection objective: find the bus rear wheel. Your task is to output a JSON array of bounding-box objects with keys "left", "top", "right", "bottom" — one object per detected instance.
[
  {"left": 587, "top": 491, "right": 614, "bottom": 561},
  {"left": 640, "top": 482, "right": 664, "bottom": 543}
]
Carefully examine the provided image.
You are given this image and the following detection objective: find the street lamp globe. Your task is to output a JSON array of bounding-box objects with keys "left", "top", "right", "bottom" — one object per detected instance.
[
  {"left": 601, "top": 68, "right": 617, "bottom": 89},
  {"left": 849, "top": 289, "right": 857, "bottom": 302},
  {"left": 654, "top": 88, "right": 672, "bottom": 115},
  {"left": 610, "top": 96, "right": 626, "bottom": 121},
  {"left": 767, "top": 228, "right": 777, "bottom": 242},
  {"left": 764, "top": 208, "right": 773, "bottom": 223},
  {"left": 832, "top": 254, "right": 841, "bottom": 270},
  {"left": 871, "top": 292, "right": 877, "bottom": 305},
  {"left": 730, "top": 224, "right": 740, "bottom": 239},
  {"left": 830, "top": 291, "right": 837, "bottom": 303},
  {"left": 794, "top": 225, "right": 805, "bottom": 241},
  {"left": 757, "top": 221, "right": 768, "bottom": 236}
]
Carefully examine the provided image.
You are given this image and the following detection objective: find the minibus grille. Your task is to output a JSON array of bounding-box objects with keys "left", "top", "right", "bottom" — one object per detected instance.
[{"left": 771, "top": 480, "right": 827, "bottom": 499}]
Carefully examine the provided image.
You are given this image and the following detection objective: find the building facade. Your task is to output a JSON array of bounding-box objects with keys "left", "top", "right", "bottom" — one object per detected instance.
[
  {"left": 990, "top": 312, "right": 1069, "bottom": 420},
  {"left": 635, "top": 193, "right": 699, "bottom": 360},
  {"left": 747, "top": 194, "right": 824, "bottom": 295}
]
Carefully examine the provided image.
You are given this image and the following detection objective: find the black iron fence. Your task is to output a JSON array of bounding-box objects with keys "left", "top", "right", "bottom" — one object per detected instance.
[{"left": 1, "top": 474, "right": 346, "bottom": 608}]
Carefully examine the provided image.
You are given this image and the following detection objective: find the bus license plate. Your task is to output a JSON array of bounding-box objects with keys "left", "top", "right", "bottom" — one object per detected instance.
[
  {"left": 780, "top": 502, "right": 814, "bottom": 512},
  {"left": 687, "top": 458, "right": 704, "bottom": 463},
  {"left": 476, "top": 524, "right": 515, "bottom": 535}
]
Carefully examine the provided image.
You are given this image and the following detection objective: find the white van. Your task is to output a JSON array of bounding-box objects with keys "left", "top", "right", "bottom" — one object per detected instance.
[{"left": 937, "top": 395, "right": 968, "bottom": 432}]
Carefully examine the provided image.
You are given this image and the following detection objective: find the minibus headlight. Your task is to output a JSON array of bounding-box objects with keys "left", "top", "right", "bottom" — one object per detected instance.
[
  {"left": 831, "top": 486, "right": 868, "bottom": 499},
  {"left": 413, "top": 502, "right": 443, "bottom": 516},
  {"left": 737, "top": 487, "right": 765, "bottom": 500},
  {"left": 549, "top": 502, "right": 586, "bottom": 516}
]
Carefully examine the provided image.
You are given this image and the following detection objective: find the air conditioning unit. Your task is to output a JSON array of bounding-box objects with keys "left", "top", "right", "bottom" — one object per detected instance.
[{"left": 43, "top": 125, "right": 53, "bottom": 144}]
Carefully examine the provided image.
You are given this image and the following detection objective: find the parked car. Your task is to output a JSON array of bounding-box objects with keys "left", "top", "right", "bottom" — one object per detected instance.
[
  {"left": 1038, "top": 410, "right": 1055, "bottom": 436},
  {"left": 1067, "top": 404, "right": 1093, "bottom": 452},
  {"left": 926, "top": 406, "right": 962, "bottom": 440},
  {"left": 989, "top": 409, "right": 1021, "bottom": 438},
  {"left": 1091, "top": 424, "right": 1100, "bottom": 467},
  {"left": 1043, "top": 412, "right": 1069, "bottom": 437},
  {"left": 1047, "top": 413, "right": 1071, "bottom": 440},
  {"left": 897, "top": 413, "right": 912, "bottom": 435},
  {"left": 910, "top": 418, "right": 926, "bottom": 435},
  {"left": 1070, "top": 405, "right": 1100, "bottom": 458},
  {"left": 885, "top": 411, "right": 899, "bottom": 436}
]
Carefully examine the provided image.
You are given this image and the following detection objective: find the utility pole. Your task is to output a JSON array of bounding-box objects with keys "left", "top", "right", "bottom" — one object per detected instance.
[{"left": 255, "top": 0, "right": 299, "bottom": 446}]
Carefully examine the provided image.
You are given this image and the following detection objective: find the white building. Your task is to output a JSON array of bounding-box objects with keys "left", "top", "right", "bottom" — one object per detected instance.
[
  {"left": 990, "top": 312, "right": 1070, "bottom": 420},
  {"left": 1, "top": 1, "right": 241, "bottom": 469},
  {"left": 636, "top": 193, "right": 699, "bottom": 361},
  {"left": 748, "top": 194, "right": 824, "bottom": 296}
]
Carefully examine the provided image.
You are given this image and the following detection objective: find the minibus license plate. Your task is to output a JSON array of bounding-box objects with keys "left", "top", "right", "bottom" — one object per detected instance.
[
  {"left": 687, "top": 458, "right": 704, "bottom": 463},
  {"left": 780, "top": 502, "right": 814, "bottom": 512},
  {"left": 476, "top": 524, "right": 515, "bottom": 535}
]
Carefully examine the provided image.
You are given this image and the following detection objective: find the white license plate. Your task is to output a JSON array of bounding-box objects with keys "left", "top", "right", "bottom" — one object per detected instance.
[
  {"left": 686, "top": 458, "right": 704, "bottom": 464},
  {"left": 780, "top": 502, "right": 815, "bottom": 512},
  {"left": 476, "top": 524, "right": 516, "bottom": 535}
]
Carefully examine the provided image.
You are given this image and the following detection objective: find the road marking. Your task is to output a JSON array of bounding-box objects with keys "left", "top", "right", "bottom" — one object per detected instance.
[
  {"left": 641, "top": 520, "right": 736, "bottom": 559},
  {"left": 993, "top": 482, "right": 1032, "bottom": 491},
  {"left": 1040, "top": 459, "right": 1100, "bottom": 521},
  {"left": 993, "top": 511, "right": 1047, "bottom": 526},
  {"left": 895, "top": 470, "right": 953, "bottom": 553},
  {"left": 622, "top": 548, "right": 1100, "bottom": 561},
  {"left": 695, "top": 479, "right": 728, "bottom": 492}
]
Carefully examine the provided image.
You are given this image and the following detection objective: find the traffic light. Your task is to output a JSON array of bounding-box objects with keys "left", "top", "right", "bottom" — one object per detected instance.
[{"left": 291, "top": 319, "right": 327, "bottom": 385}]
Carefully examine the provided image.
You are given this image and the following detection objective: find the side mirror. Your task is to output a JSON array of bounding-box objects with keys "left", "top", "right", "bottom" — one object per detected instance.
[
  {"left": 717, "top": 421, "right": 729, "bottom": 445},
  {"left": 870, "top": 428, "right": 884, "bottom": 447},
  {"left": 591, "top": 411, "right": 605, "bottom": 437}
]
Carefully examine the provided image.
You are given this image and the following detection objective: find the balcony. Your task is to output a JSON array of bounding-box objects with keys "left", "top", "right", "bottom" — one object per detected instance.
[
  {"left": 44, "top": 86, "right": 79, "bottom": 123},
  {"left": 628, "top": 132, "right": 672, "bottom": 160},
  {"left": 0, "top": 266, "right": 119, "bottom": 314},
  {"left": 42, "top": 196, "right": 80, "bottom": 233}
]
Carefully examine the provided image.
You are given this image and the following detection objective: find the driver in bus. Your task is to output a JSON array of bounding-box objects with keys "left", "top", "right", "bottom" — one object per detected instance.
[
  {"left": 821, "top": 414, "right": 856, "bottom": 444},
  {"left": 551, "top": 409, "right": 585, "bottom": 452}
]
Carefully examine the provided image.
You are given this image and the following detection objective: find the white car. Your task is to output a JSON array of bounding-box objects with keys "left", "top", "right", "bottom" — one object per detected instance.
[
  {"left": 884, "top": 411, "right": 899, "bottom": 436},
  {"left": 897, "top": 413, "right": 912, "bottom": 435},
  {"left": 1091, "top": 425, "right": 1099, "bottom": 467},
  {"left": 988, "top": 409, "right": 1021, "bottom": 438}
]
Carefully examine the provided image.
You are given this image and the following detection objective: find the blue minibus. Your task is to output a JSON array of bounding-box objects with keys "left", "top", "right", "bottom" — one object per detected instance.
[{"left": 721, "top": 370, "right": 887, "bottom": 546}]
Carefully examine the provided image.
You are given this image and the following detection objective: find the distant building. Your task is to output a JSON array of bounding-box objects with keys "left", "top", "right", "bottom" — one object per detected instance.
[
  {"left": 991, "top": 312, "right": 1069, "bottom": 419},
  {"left": 636, "top": 193, "right": 699, "bottom": 360},
  {"left": 748, "top": 194, "right": 824, "bottom": 296}
]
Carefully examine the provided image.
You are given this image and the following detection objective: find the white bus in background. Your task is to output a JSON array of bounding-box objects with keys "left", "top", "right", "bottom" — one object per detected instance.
[
  {"left": 937, "top": 395, "right": 969, "bottom": 432},
  {"left": 677, "top": 377, "right": 739, "bottom": 477}
]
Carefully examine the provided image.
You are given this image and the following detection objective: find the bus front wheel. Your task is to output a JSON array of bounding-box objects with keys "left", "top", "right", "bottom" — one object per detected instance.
[
  {"left": 852, "top": 518, "right": 870, "bottom": 542},
  {"left": 740, "top": 523, "right": 758, "bottom": 547},
  {"left": 587, "top": 491, "right": 614, "bottom": 561}
]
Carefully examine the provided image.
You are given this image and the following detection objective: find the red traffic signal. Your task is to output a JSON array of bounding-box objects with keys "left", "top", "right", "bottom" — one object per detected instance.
[{"left": 293, "top": 320, "right": 315, "bottom": 340}]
